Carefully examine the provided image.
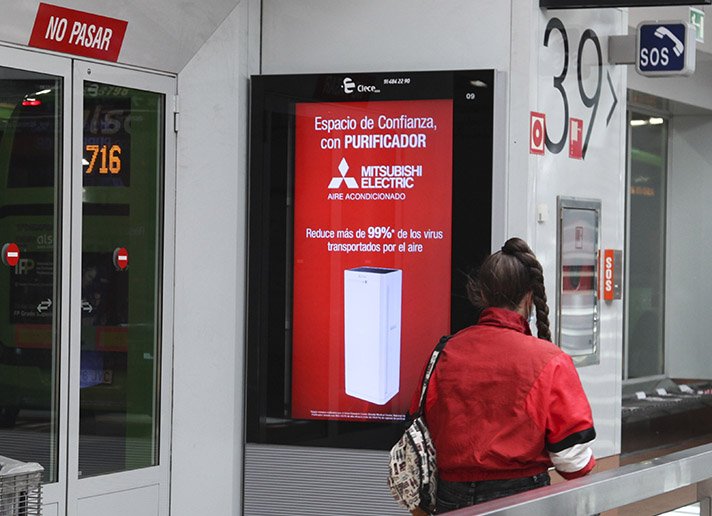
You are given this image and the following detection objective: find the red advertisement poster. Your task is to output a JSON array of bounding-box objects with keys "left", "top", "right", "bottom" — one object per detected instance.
[{"left": 292, "top": 99, "right": 453, "bottom": 421}]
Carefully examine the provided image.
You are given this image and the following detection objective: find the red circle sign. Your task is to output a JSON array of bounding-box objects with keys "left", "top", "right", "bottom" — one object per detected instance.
[
  {"left": 530, "top": 112, "right": 546, "bottom": 155},
  {"left": 113, "top": 247, "right": 128, "bottom": 270},
  {"left": 533, "top": 120, "right": 543, "bottom": 145},
  {"left": 2, "top": 243, "right": 19, "bottom": 267}
]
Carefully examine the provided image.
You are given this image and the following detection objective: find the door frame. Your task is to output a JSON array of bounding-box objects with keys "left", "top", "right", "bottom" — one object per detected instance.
[
  {"left": 0, "top": 43, "right": 176, "bottom": 516},
  {"left": 66, "top": 60, "right": 176, "bottom": 516},
  {"left": 0, "top": 43, "right": 72, "bottom": 516}
]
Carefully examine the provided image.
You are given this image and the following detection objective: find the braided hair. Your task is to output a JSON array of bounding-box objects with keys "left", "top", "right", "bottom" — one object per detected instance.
[{"left": 466, "top": 237, "right": 552, "bottom": 341}]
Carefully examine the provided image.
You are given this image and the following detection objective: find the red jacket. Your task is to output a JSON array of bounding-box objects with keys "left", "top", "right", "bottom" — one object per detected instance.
[{"left": 414, "top": 307, "right": 596, "bottom": 482}]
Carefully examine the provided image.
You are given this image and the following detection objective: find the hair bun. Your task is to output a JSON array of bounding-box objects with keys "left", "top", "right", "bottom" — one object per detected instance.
[
  {"left": 500, "top": 240, "right": 516, "bottom": 255},
  {"left": 501, "top": 237, "right": 529, "bottom": 256}
]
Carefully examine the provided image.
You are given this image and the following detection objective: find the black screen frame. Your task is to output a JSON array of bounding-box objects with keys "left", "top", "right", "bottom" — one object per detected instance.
[{"left": 246, "top": 70, "right": 495, "bottom": 450}]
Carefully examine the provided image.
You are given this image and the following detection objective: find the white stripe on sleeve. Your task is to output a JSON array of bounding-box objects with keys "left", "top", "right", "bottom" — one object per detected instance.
[{"left": 549, "top": 442, "right": 594, "bottom": 473}]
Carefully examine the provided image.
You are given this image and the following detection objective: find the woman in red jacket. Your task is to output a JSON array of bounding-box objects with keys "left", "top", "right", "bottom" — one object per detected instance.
[{"left": 423, "top": 237, "right": 596, "bottom": 514}]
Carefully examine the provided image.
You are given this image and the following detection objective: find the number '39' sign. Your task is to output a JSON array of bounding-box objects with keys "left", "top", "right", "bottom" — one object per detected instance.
[{"left": 540, "top": 17, "right": 618, "bottom": 160}]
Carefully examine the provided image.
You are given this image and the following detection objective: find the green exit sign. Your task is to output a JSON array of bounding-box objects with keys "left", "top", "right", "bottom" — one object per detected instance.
[{"left": 691, "top": 7, "right": 705, "bottom": 42}]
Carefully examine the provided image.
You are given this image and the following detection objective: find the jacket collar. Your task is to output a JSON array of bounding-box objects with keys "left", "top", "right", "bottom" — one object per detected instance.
[{"left": 478, "top": 307, "right": 532, "bottom": 336}]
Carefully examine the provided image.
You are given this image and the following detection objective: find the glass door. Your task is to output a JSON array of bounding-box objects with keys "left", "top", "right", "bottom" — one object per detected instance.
[
  {"left": 0, "top": 47, "right": 174, "bottom": 516},
  {"left": 625, "top": 109, "right": 668, "bottom": 380},
  {"left": 0, "top": 65, "right": 61, "bottom": 467},
  {"left": 67, "top": 61, "right": 175, "bottom": 516},
  {"left": 0, "top": 45, "right": 71, "bottom": 516}
]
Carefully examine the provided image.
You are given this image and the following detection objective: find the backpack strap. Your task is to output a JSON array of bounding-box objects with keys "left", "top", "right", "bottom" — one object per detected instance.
[{"left": 411, "top": 334, "right": 452, "bottom": 419}]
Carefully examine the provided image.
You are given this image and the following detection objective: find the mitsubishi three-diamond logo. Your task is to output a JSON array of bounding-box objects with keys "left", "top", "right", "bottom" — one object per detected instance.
[{"left": 328, "top": 158, "right": 358, "bottom": 189}]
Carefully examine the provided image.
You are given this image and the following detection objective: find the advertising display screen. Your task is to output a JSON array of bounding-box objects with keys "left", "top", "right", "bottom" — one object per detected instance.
[
  {"left": 247, "top": 70, "right": 494, "bottom": 448},
  {"left": 293, "top": 98, "right": 453, "bottom": 421}
]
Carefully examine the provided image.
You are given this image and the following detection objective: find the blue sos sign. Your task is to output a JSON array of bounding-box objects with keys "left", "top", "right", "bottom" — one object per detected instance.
[{"left": 636, "top": 22, "right": 696, "bottom": 76}]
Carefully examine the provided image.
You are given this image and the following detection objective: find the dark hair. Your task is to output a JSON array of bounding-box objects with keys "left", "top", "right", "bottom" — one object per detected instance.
[{"left": 466, "top": 237, "right": 551, "bottom": 341}]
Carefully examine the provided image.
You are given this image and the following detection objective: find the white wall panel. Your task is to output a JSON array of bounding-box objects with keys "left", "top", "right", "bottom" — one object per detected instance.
[
  {"left": 78, "top": 485, "right": 159, "bottom": 516},
  {"left": 42, "top": 503, "right": 59, "bottom": 516},
  {"left": 173, "top": 1, "right": 259, "bottom": 515},
  {"left": 531, "top": 8, "right": 627, "bottom": 458},
  {"left": 506, "top": 0, "right": 542, "bottom": 244},
  {"left": 261, "top": 0, "right": 511, "bottom": 74}
]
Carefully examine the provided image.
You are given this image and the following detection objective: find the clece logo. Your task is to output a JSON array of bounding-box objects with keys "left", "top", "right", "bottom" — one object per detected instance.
[
  {"left": 328, "top": 158, "right": 359, "bottom": 189},
  {"left": 342, "top": 77, "right": 356, "bottom": 94},
  {"left": 340, "top": 76, "right": 380, "bottom": 95}
]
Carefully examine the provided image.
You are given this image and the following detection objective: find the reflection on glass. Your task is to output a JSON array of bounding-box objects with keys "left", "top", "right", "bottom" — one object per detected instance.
[
  {"left": 627, "top": 112, "right": 667, "bottom": 379},
  {"left": 659, "top": 502, "right": 700, "bottom": 516},
  {"left": 79, "top": 82, "right": 163, "bottom": 477},
  {"left": 0, "top": 67, "right": 61, "bottom": 482}
]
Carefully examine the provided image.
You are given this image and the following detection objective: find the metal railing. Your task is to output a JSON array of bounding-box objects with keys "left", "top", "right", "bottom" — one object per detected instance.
[{"left": 449, "top": 443, "right": 712, "bottom": 515}]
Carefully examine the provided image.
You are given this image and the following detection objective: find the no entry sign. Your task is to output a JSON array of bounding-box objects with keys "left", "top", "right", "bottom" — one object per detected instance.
[
  {"left": 113, "top": 247, "right": 128, "bottom": 270},
  {"left": 2, "top": 243, "right": 20, "bottom": 267}
]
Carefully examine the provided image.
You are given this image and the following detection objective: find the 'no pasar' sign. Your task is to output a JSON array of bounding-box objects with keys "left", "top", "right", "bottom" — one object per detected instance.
[{"left": 29, "top": 3, "right": 128, "bottom": 62}]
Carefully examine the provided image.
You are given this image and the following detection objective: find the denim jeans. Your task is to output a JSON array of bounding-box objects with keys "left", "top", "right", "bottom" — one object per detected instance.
[{"left": 434, "top": 472, "right": 551, "bottom": 514}]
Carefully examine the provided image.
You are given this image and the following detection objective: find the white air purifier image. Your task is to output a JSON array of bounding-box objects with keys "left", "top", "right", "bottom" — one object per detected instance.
[{"left": 344, "top": 266, "right": 402, "bottom": 405}]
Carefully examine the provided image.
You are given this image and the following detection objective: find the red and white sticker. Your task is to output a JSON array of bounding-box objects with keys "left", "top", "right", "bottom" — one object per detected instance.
[
  {"left": 113, "top": 247, "right": 128, "bottom": 270},
  {"left": 530, "top": 112, "right": 546, "bottom": 155},
  {"left": 2, "top": 243, "right": 20, "bottom": 267},
  {"left": 602, "top": 249, "right": 615, "bottom": 301},
  {"left": 569, "top": 118, "right": 583, "bottom": 160}
]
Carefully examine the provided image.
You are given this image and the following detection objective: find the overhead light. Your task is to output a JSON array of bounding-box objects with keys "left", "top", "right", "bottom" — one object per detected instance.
[
  {"left": 470, "top": 80, "right": 489, "bottom": 88},
  {"left": 630, "top": 119, "right": 648, "bottom": 126},
  {"left": 649, "top": 117, "right": 664, "bottom": 125}
]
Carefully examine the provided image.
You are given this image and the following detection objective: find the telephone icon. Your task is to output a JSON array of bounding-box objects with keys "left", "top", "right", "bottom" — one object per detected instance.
[{"left": 654, "top": 26, "right": 685, "bottom": 57}]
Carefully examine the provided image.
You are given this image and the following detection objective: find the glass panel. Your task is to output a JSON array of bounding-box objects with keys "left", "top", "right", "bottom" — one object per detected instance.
[
  {"left": 0, "top": 67, "right": 62, "bottom": 482},
  {"left": 79, "top": 82, "right": 163, "bottom": 477},
  {"left": 556, "top": 197, "right": 601, "bottom": 367},
  {"left": 627, "top": 112, "right": 667, "bottom": 378}
]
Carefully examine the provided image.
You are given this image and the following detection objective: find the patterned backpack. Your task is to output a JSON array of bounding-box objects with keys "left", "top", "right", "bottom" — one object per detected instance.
[{"left": 387, "top": 335, "right": 450, "bottom": 514}]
